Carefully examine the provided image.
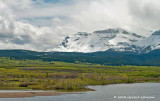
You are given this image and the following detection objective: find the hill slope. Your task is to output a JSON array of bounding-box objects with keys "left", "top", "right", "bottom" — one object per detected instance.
[{"left": 1, "top": 49, "right": 160, "bottom": 66}]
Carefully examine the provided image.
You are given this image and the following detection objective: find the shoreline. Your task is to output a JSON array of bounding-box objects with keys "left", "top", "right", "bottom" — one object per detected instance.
[
  {"left": 0, "top": 91, "right": 73, "bottom": 98},
  {"left": 0, "top": 82, "right": 159, "bottom": 98}
]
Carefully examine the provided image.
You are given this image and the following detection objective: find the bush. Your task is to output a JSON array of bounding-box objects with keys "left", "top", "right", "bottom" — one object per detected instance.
[
  {"left": 53, "top": 79, "right": 86, "bottom": 90},
  {"left": 19, "top": 82, "right": 38, "bottom": 87}
]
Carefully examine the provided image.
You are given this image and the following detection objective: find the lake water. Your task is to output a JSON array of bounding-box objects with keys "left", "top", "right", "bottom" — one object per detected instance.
[{"left": 0, "top": 83, "right": 160, "bottom": 101}]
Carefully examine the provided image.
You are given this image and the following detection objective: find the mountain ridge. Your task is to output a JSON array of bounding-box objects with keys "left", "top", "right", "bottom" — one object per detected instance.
[
  {"left": 48, "top": 28, "right": 160, "bottom": 53},
  {"left": 50, "top": 28, "right": 146, "bottom": 53}
]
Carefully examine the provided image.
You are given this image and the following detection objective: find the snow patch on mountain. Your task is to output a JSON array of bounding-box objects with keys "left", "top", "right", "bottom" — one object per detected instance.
[
  {"left": 134, "top": 30, "right": 160, "bottom": 53},
  {"left": 136, "top": 30, "right": 160, "bottom": 47},
  {"left": 50, "top": 28, "right": 145, "bottom": 53}
]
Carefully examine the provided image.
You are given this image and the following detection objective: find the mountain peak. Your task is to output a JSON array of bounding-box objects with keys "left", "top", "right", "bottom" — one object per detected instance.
[
  {"left": 152, "top": 30, "right": 160, "bottom": 35},
  {"left": 135, "top": 29, "right": 160, "bottom": 53},
  {"left": 77, "top": 32, "right": 89, "bottom": 36}
]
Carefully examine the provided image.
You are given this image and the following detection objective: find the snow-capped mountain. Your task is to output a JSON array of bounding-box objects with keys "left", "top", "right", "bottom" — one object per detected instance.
[
  {"left": 52, "top": 28, "right": 145, "bottom": 52},
  {"left": 135, "top": 30, "right": 160, "bottom": 53}
]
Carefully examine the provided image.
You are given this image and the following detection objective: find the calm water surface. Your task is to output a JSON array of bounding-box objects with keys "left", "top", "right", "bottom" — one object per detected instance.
[{"left": 0, "top": 83, "right": 160, "bottom": 101}]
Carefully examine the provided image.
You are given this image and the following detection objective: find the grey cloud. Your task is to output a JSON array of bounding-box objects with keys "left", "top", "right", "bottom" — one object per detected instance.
[
  {"left": 0, "top": 0, "right": 66, "bottom": 51},
  {"left": 11, "top": 35, "right": 32, "bottom": 45},
  {"left": 128, "top": 0, "right": 160, "bottom": 32},
  {"left": 0, "top": 14, "right": 63, "bottom": 51}
]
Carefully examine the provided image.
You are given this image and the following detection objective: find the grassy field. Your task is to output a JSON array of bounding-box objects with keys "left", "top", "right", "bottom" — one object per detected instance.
[{"left": 0, "top": 57, "right": 160, "bottom": 91}]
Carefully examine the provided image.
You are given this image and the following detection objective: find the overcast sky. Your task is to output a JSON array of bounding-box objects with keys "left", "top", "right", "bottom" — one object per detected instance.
[{"left": 0, "top": 0, "right": 160, "bottom": 51}]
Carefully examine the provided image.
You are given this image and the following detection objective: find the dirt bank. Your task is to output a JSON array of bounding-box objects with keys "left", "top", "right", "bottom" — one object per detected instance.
[{"left": 0, "top": 91, "right": 72, "bottom": 98}]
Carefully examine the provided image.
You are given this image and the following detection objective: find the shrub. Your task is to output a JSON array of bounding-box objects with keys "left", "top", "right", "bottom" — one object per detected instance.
[{"left": 19, "top": 82, "right": 38, "bottom": 87}]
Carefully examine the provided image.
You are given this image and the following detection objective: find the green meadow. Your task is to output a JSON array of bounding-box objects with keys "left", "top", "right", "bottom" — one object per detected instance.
[{"left": 0, "top": 57, "right": 160, "bottom": 91}]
